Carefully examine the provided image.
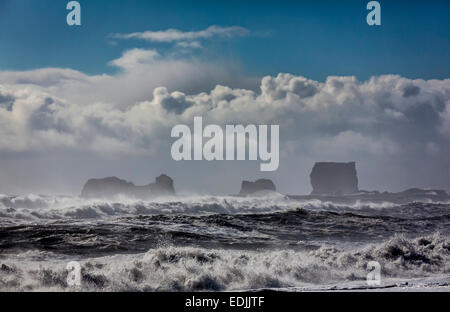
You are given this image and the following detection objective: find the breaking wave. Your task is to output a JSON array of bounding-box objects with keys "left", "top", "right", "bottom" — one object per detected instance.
[
  {"left": 1, "top": 194, "right": 449, "bottom": 224},
  {"left": 0, "top": 234, "right": 448, "bottom": 291},
  {"left": 1, "top": 194, "right": 449, "bottom": 291}
]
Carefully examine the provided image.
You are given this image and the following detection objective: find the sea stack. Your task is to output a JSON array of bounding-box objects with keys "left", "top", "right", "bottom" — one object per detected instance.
[
  {"left": 81, "top": 174, "right": 175, "bottom": 198},
  {"left": 310, "top": 162, "right": 359, "bottom": 195},
  {"left": 239, "top": 179, "right": 276, "bottom": 195}
]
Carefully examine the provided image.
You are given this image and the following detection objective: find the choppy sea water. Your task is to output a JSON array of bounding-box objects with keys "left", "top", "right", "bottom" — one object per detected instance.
[{"left": 0, "top": 193, "right": 449, "bottom": 291}]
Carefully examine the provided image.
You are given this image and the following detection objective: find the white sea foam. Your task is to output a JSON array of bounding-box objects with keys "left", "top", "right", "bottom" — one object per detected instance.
[
  {"left": 0, "top": 193, "right": 410, "bottom": 224},
  {"left": 0, "top": 234, "right": 448, "bottom": 291}
]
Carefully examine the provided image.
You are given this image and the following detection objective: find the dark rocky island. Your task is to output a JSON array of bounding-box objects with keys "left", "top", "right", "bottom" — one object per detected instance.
[
  {"left": 239, "top": 179, "right": 276, "bottom": 195},
  {"left": 81, "top": 174, "right": 175, "bottom": 199},
  {"left": 287, "top": 161, "right": 450, "bottom": 204},
  {"left": 310, "top": 162, "right": 359, "bottom": 195},
  {"left": 289, "top": 187, "right": 450, "bottom": 204}
]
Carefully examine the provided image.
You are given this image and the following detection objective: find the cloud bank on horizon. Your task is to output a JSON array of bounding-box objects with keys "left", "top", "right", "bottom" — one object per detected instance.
[{"left": 0, "top": 23, "right": 450, "bottom": 194}]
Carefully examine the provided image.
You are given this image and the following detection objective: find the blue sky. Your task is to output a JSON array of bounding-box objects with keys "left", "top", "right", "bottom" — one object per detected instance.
[{"left": 1, "top": 0, "right": 449, "bottom": 81}]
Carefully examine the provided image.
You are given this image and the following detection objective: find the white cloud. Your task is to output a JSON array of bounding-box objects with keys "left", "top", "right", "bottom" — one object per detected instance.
[
  {"left": 109, "top": 48, "right": 160, "bottom": 70},
  {"left": 1, "top": 69, "right": 449, "bottom": 157},
  {"left": 1, "top": 53, "right": 450, "bottom": 194},
  {"left": 0, "top": 49, "right": 256, "bottom": 110},
  {"left": 176, "top": 41, "right": 202, "bottom": 49},
  {"left": 111, "top": 25, "right": 249, "bottom": 43}
]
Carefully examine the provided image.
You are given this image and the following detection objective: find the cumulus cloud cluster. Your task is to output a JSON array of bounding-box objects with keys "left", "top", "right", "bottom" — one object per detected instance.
[{"left": 0, "top": 48, "right": 449, "bottom": 194}]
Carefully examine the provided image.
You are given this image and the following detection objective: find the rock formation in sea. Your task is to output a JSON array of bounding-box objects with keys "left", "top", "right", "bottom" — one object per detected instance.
[
  {"left": 310, "top": 162, "right": 359, "bottom": 195},
  {"left": 81, "top": 174, "right": 175, "bottom": 198},
  {"left": 289, "top": 187, "right": 450, "bottom": 204},
  {"left": 239, "top": 179, "right": 276, "bottom": 195},
  {"left": 390, "top": 188, "right": 449, "bottom": 202}
]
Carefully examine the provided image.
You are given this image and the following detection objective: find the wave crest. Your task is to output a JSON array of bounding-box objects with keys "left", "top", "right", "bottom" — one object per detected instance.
[{"left": 1, "top": 234, "right": 448, "bottom": 291}]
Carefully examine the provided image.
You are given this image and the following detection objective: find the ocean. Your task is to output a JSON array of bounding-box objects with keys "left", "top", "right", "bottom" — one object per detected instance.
[{"left": 0, "top": 193, "right": 449, "bottom": 291}]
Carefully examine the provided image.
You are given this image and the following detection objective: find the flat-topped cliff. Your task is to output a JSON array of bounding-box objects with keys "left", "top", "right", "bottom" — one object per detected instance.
[
  {"left": 239, "top": 179, "right": 276, "bottom": 195},
  {"left": 310, "top": 162, "right": 359, "bottom": 195}
]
